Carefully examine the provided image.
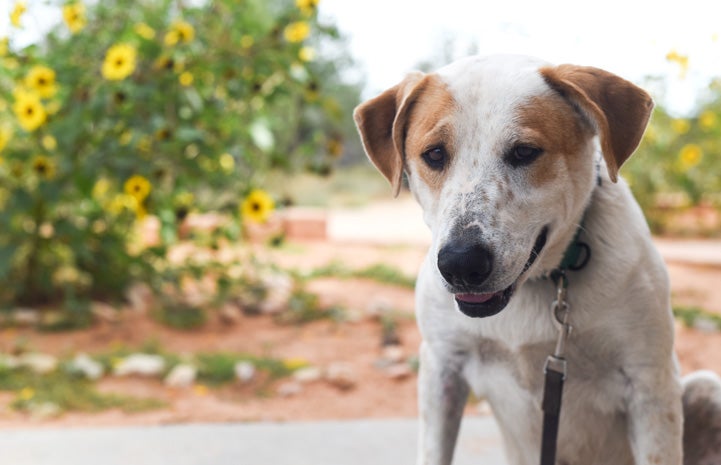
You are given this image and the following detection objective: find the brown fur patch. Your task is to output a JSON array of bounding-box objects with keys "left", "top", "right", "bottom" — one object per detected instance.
[
  {"left": 402, "top": 74, "right": 457, "bottom": 193},
  {"left": 515, "top": 93, "right": 595, "bottom": 187}
]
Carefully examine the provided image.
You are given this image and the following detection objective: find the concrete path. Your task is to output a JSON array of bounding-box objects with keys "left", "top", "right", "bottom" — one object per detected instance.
[
  {"left": 327, "top": 195, "right": 721, "bottom": 267},
  {"left": 0, "top": 417, "right": 507, "bottom": 465}
]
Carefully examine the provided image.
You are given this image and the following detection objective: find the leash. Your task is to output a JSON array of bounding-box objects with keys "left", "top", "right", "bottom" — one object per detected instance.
[{"left": 540, "top": 229, "right": 590, "bottom": 465}]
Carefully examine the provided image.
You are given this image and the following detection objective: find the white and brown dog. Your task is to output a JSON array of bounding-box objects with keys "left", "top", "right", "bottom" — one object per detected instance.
[{"left": 354, "top": 54, "right": 721, "bottom": 465}]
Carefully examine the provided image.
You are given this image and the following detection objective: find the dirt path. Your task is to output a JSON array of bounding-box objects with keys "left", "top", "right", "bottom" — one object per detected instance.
[{"left": 1, "top": 240, "right": 720, "bottom": 429}]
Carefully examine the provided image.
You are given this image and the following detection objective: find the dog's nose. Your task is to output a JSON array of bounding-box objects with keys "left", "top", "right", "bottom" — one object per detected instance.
[{"left": 437, "top": 241, "right": 493, "bottom": 288}]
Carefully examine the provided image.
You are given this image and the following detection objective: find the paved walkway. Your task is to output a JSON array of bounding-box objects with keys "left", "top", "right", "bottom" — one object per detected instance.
[
  {"left": 327, "top": 195, "right": 721, "bottom": 267},
  {"left": 0, "top": 417, "right": 506, "bottom": 465}
]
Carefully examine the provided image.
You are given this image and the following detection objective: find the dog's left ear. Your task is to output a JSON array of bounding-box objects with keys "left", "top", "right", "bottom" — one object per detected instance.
[
  {"left": 540, "top": 65, "right": 654, "bottom": 182},
  {"left": 353, "top": 72, "right": 427, "bottom": 197}
]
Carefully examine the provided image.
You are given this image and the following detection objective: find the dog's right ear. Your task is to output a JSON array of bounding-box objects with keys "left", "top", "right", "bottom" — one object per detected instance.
[{"left": 353, "top": 72, "right": 426, "bottom": 197}]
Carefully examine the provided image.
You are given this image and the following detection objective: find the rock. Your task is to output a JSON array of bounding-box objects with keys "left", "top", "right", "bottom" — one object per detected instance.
[
  {"left": 114, "top": 353, "right": 165, "bottom": 377},
  {"left": 70, "top": 353, "right": 104, "bottom": 380},
  {"left": 381, "top": 345, "right": 405, "bottom": 364},
  {"left": 218, "top": 303, "right": 242, "bottom": 325},
  {"left": 18, "top": 353, "right": 58, "bottom": 374},
  {"left": 293, "top": 366, "right": 323, "bottom": 384},
  {"left": 125, "top": 282, "right": 154, "bottom": 314},
  {"left": 234, "top": 361, "right": 256, "bottom": 383},
  {"left": 0, "top": 354, "right": 20, "bottom": 369},
  {"left": 693, "top": 316, "right": 719, "bottom": 333},
  {"left": 277, "top": 381, "right": 303, "bottom": 397},
  {"left": 164, "top": 364, "right": 197, "bottom": 388},
  {"left": 29, "top": 401, "right": 61, "bottom": 419},
  {"left": 325, "top": 363, "right": 357, "bottom": 390},
  {"left": 10, "top": 308, "right": 41, "bottom": 327},
  {"left": 366, "top": 298, "right": 393, "bottom": 318},
  {"left": 476, "top": 400, "right": 493, "bottom": 416},
  {"left": 90, "top": 301, "right": 120, "bottom": 323},
  {"left": 385, "top": 363, "right": 413, "bottom": 381},
  {"left": 259, "top": 271, "right": 294, "bottom": 315}
]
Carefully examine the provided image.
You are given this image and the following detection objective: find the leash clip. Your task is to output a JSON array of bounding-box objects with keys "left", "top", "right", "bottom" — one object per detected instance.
[{"left": 546, "top": 274, "right": 572, "bottom": 379}]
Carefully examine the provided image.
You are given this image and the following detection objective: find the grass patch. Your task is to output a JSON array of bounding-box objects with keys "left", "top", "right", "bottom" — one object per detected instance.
[
  {"left": 673, "top": 305, "right": 721, "bottom": 330},
  {"left": 0, "top": 366, "right": 165, "bottom": 415},
  {"left": 196, "top": 353, "right": 301, "bottom": 386},
  {"left": 275, "top": 289, "right": 346, "bottom": 324},
  {"left": 306, "top": 261, "right": 416, "bottom": 289}
]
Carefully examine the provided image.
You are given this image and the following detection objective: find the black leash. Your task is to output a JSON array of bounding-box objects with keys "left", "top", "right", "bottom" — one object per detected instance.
[{"left": 540, "top": 231, "right": 590, "bottom": 465}]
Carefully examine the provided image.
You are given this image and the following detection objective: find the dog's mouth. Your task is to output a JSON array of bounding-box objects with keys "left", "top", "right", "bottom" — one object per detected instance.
[{"left": 454, "top": 226, "right": 549, "bottom": 318}]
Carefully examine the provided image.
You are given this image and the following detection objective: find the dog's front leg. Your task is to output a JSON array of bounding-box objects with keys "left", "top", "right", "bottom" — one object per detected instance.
[
  {"left": 625, "top": 363, "right": 683, "bottom": 465},
  {"left": 417, "top": 341, "right": 470, "bottom": 465}
]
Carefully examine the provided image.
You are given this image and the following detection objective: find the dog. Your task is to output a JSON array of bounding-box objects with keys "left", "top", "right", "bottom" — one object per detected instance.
[{"left": 354, "top": 54, "right": 721, "bottom": 465}]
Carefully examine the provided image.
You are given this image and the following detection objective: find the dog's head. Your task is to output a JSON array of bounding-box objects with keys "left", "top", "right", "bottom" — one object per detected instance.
[{"left": 354, "top": 55, "right": 653, "bottom": 318}]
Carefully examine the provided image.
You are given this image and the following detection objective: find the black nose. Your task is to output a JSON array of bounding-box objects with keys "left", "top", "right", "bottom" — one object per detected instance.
[{"left": 437, "top": 241, "right": 493, "bottom": 288}]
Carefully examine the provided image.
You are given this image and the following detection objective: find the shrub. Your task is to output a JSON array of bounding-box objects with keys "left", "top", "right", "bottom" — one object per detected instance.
[{"left": 0, "top": 0, "right": 359, "bottom": 312}]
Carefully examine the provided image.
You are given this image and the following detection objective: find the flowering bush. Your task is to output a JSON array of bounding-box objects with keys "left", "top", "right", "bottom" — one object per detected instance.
[
  {"left": 0, "top": 0, "right": 356, "bottom": 312},
  {"left": 627, "top": 65, "right": 721, "bottom": 233}
]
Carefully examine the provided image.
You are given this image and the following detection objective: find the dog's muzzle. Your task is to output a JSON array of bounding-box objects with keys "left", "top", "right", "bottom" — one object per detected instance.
[{"left": 438, "top": 227, "right": 549, "bottom": 318}]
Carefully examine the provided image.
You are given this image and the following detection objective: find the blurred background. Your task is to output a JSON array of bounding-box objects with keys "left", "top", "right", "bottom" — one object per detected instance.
[{"left": 0, "top": 0, "right": 719, "bottom": 432}]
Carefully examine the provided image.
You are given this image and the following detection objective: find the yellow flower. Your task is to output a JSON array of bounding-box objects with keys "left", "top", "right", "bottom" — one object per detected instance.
[
  {"left": 41, "top": 134, "right": 57, "bottom": 151},
  {"left": 119, "top": 130, "right": 133, "bottom": 146},
  {"left": 124, "top": 175, "right": 152, "bottom": 201},
  {"left": 666, "top": 50, "right": 689, "bottom": 78},
  {"left": 283, "top": 357, "right": 309, "bottom": 371},
  {"left": 0, "top": 125, "right": 12, "bottom": 152},
  {"left": 192, "top": 384, "right": 209, "bottom": 396},
  {"left": 0, "top": 37, "right": 8, "bottom": 56},
  {"left": 18, "top": 387, "right": 35, "bottom": 401},
  {"left": 671, "top": 118, "right": 690, "bottom": 135},
  {"left": 240, "top": 35, "right": 254, "bottom": 49},
  {"left": 101, "top": 44, "right": 137, "bottom": 81},
  {"left": 25, "top": 65, "right": 58, "bottom": 99},
  {"left": 284, "top": 21, "right": 310, "bottom": 43},
  {"left": 10, "top": 2, "right": 26, "bottom": 28},
  {"left": 241, "top": 189, "right": 275, "bottom": 224},
  {"left": 13, "top": 90, "right": 47, "bottom": 132},
  {"left": 699, "top": 111, "right": 718, "bottom": 131},
  {"left": 679, "top": 144, "right": 703, "bottom": 169},
  {"left": 92, "top": 178, "right": 111, "bottom": 200},
  {"left": 219, "top": 152, "right": 235, "bottom": 172},
  {"left": 134, "top": 22, "right": 156, "bottom": 40},
  {"left": 32, "top": 155, "right": 57, "bottom": 179},
  {"left": 179, "top": 71, "right": 194, "bottom": 86},
  {"left": 298, "top": 46, "right": 315, "bottom": 62},
  {"left": 296, "top": 0, "right": 319, "bottom": 15},
  {"left": 165, "top": 20, "right": 195, "bottom": 46},
  {"left": 63, "top": 3, "right": 86, "bottom": 34},
  {"left": 296, "top": 0, "right": 320, "bottom": 8}
]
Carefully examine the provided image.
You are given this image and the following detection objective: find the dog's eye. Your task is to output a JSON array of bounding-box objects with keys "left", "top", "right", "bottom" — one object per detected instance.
[
  {"left": 507, "top": 144, "right": 544, "bottom": 167},
  {"left": 422, "top": 147, "right": 447, "bottom": 170}
]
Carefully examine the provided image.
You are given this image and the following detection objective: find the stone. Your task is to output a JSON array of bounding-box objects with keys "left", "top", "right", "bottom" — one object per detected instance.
[
  {"left": 385, "top": 363, "right": 413, "bottom": 381},
  {"left": 125, "top": 282, "right": 154, "bottom": 314},
  {"left": 259, "top": 271, "right": 294, "bottom": 315},
  {"left": 70, "top": 353, "right": 104, "bottom": 380},
  {"left": 114, "top": 353, "right": 165, "bottom": 377},
  {"left": 325, "top": 363, "right": 357, "bottom": 390},
  {"left": 10, "top": 308, "right": 41, "bottom": 326},
  {"left": 381, "top": 345, "right": 405, "bottom": 364},
  {"left": 293, "top": 366, "right": 323, "bottom": 383},
  {"left": 164, "top": 364, "right": 197, "bottom": 388},
  {"left": 277, "top": 381, "right": 303, "bottom": 397},
  {"left": 218, "top": 303, "right": 242, "bottom": 324},
  {"left": 18, "top": 353, "right": 58, "bottom": 374},
  {"left": 234, "top": 361, "right": 256, "bottom": 383},
  {"left": 90, "top": 301, "right": 120, "bottom": 323}
]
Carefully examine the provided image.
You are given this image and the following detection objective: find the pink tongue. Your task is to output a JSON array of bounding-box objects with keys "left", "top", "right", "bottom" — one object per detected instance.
[{"left": 455, "top": 292, "right": 498, "bottom": 304}]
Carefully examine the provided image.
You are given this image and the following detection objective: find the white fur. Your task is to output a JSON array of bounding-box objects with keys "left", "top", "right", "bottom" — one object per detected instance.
[{"left": 404, "top": 55, "right": 682, "bottom": 465}]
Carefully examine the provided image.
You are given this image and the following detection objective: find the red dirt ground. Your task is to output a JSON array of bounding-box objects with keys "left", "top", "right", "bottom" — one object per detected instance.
[{"left": 0, "top": 240, "right": 720, "bottom": 429}]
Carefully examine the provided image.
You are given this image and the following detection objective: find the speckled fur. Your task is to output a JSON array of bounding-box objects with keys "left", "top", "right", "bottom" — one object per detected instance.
[{"left": 354, "top": 54, "right": 721, "bottom": 465}]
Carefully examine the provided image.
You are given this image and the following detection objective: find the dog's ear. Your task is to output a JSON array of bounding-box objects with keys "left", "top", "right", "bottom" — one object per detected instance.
[
  {"left": 540, "top": 65, "right": 654, "bottom": 182},
  {"left": 353, "top": 72, "right": 427, "bottom": 197}
]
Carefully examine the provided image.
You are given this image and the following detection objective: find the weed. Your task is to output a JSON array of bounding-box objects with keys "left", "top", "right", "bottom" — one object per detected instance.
[
  {"left": 673, "top": 305, "right": 721, "bottom": 330},
  {"left": 306, "top": 261, "right": 415, "bottom": 289}
]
